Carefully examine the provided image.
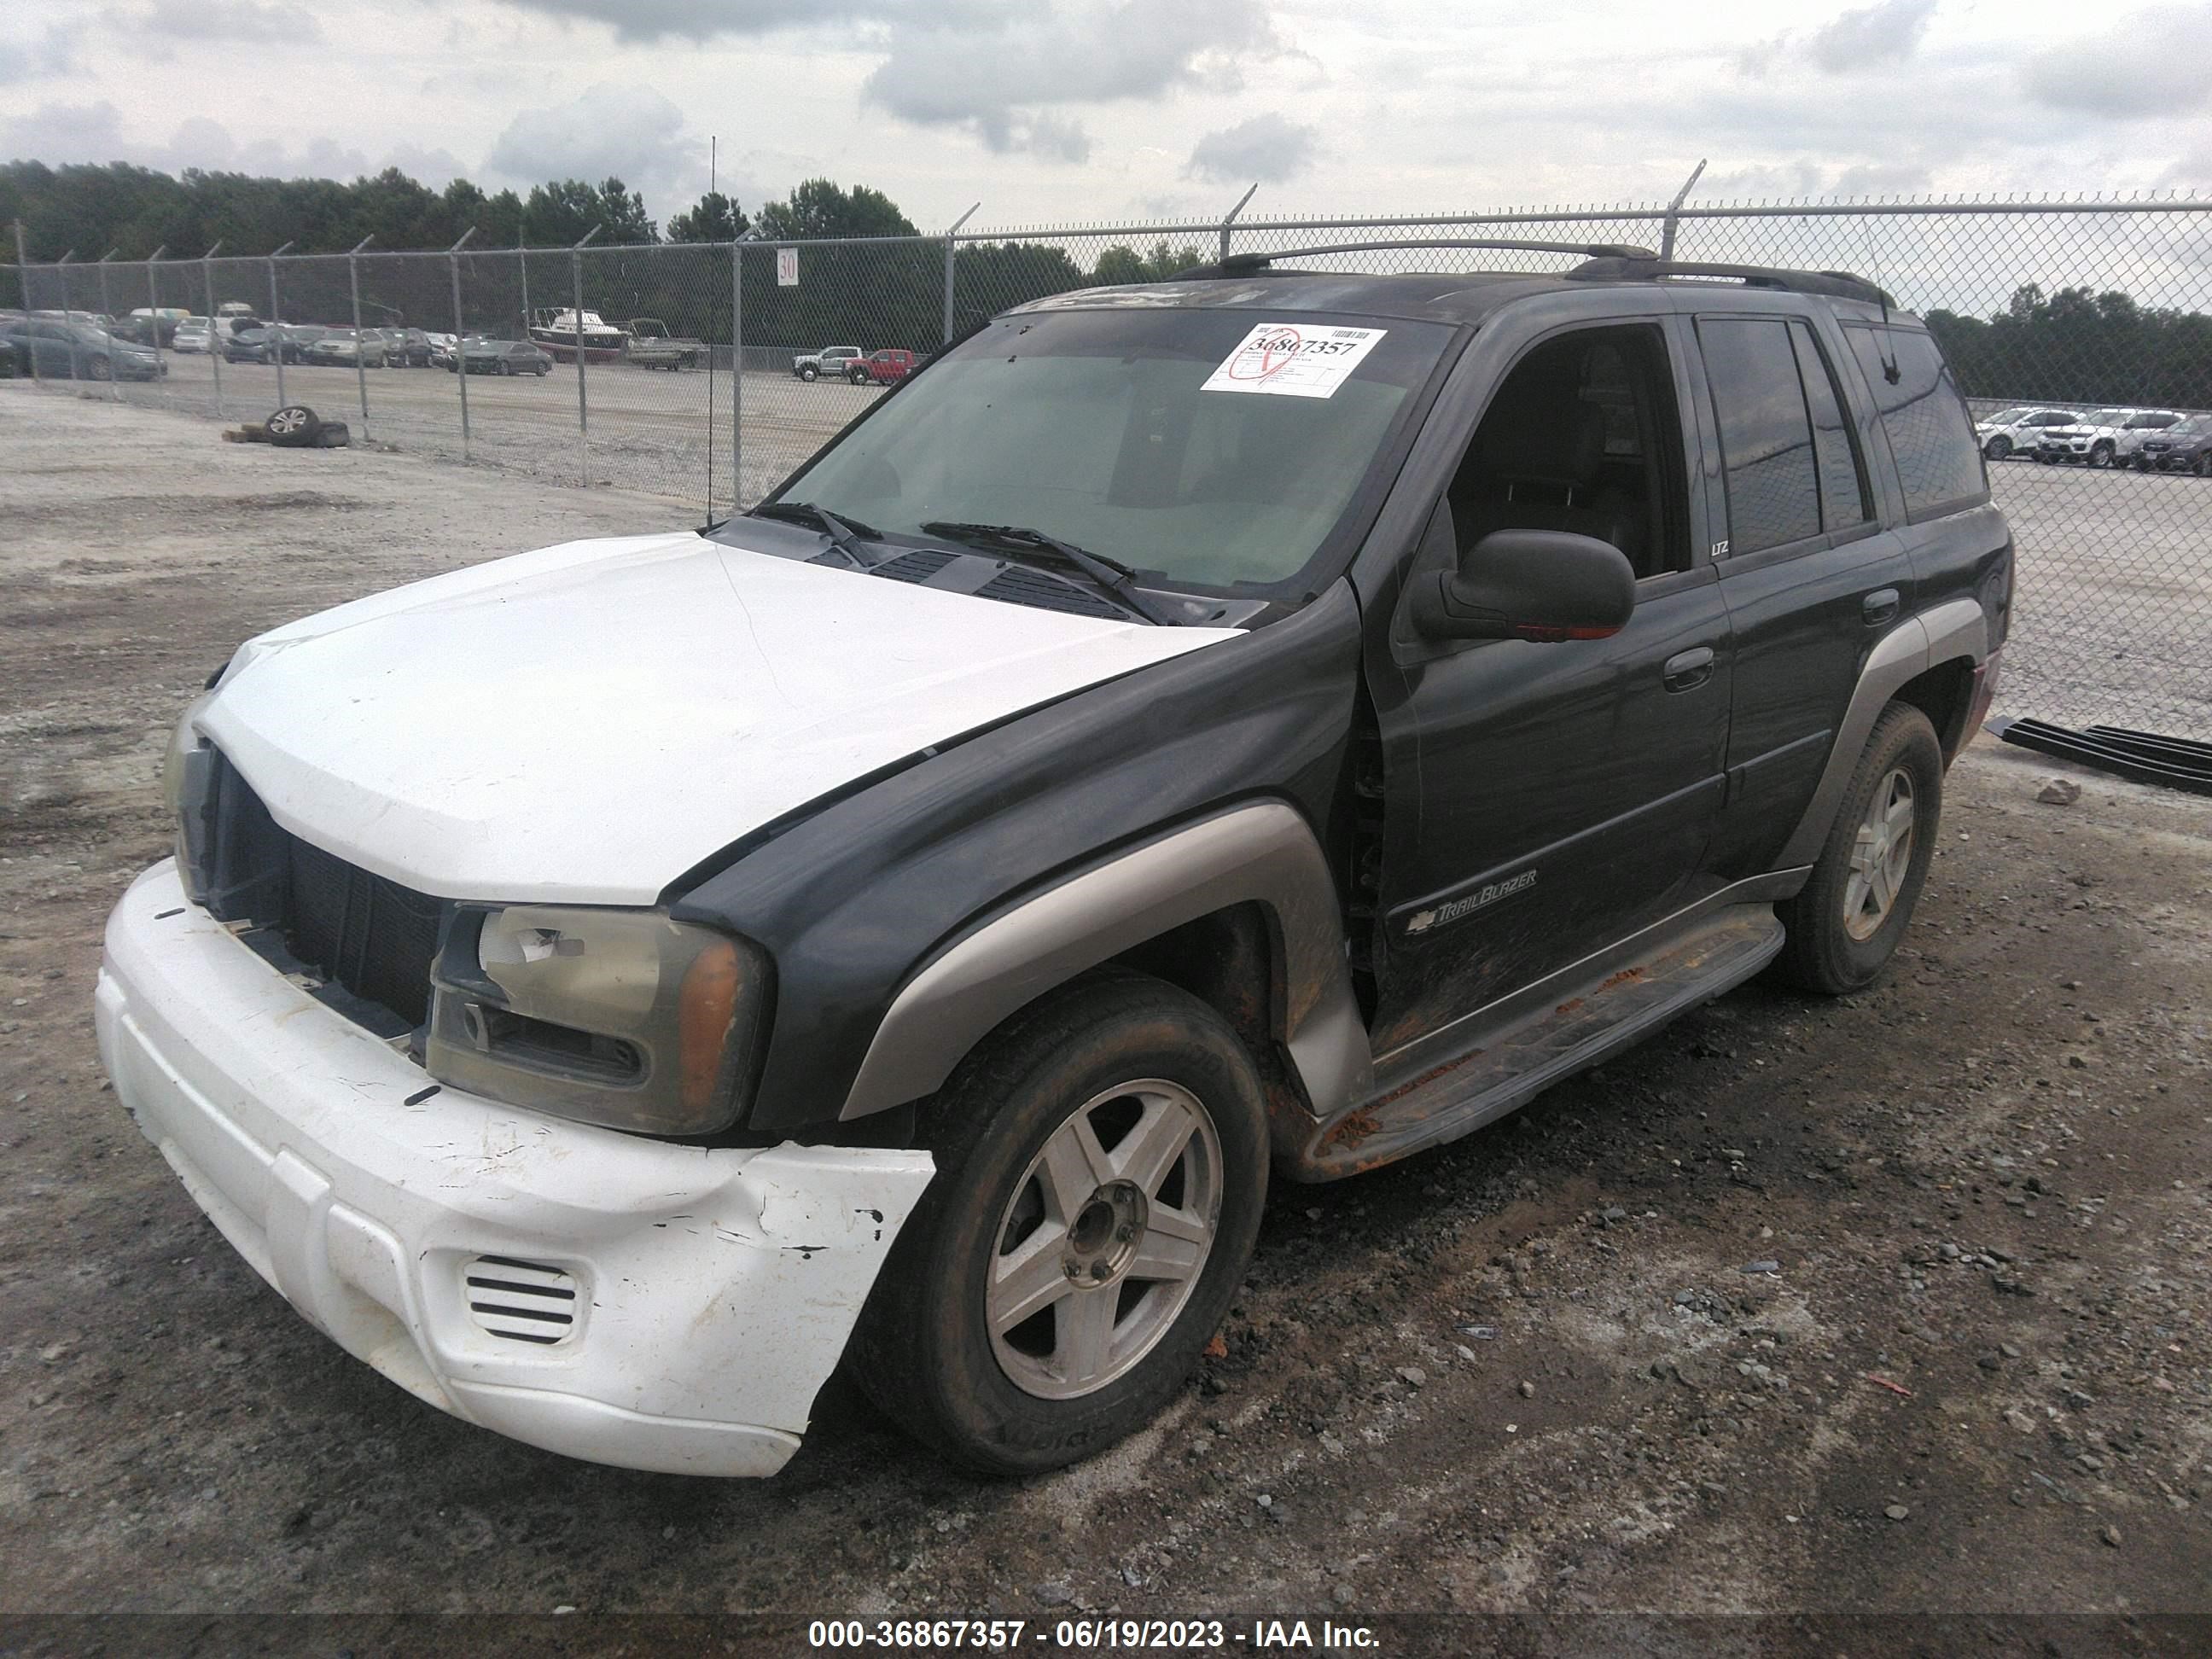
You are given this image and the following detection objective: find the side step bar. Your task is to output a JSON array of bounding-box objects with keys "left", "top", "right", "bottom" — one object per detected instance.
[
  {"left": 1990, "top": 716, "right": 2212, "bottom": 797},
  {"left": 1282, "top": 905, "right": 1784, "bottom": 1182}
]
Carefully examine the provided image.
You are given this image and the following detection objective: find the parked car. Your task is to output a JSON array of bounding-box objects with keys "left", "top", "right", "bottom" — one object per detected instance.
[
  {"left": 268, "top": 324, "right": 330, "bottom": 364},
  {"left": 2030, "top": 406, "right": 2134, "bottom": 468},
  {"left": 104, "top": 248, "right": 2007, "bottom": 1481},
  {"left": 451, "top": 337, "right": 554, "bottom": 375},
  {"left": 381, "top": 327, "right": 433, "bottom": 367},
  {"left": 0, "top": 316, "right": 166, "bottom": 380},
  {"left": 303, "top": 327, "right": 389, "bottom": 369},
  {"left": 625, "top": 317, "right": 706, "bottom": 370},
  {"left": 1972, "top": 405, "right": 2079, "bottom": 460},
  {"left": 852, "top": 347, "right": 923, "bottom": 386},
  {"left": 210, "top": 312, "right": 264, "bottom": 354},
  {"left": 2113, "top": 409, "right": 2187, "bottom": 465},
  {"left": 793, "top": 344, "right": 862, "bottom": 381},
  {"left": 172, "top": 317, "right": 214, "bottom": 354},
  {"left": 125, "top": 306, "right": 195, "bottom": 346},
  {"left": 222, "top": 326, "right": 274, "bottom": 364},
  {"left": 2133, "top": 412, "right": 2212, "bottom": 474}
]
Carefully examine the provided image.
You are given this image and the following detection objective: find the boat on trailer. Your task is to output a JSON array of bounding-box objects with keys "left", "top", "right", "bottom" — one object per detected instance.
[{"left": 528, "top": 307, "right": 628, "bottom": 363}]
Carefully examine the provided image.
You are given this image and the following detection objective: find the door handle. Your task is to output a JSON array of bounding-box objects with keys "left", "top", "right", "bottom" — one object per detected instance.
[
  {"left": 1662, "top": 646, "right": 1715, "bottom": 692},
  {"left": 1862, "top": 588, "right": 1901, "bottom": 627}
]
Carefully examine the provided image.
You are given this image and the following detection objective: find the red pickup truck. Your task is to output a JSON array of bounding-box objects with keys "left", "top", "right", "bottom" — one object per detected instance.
[{"left": 853, "top": 348, "right": 922, "bottom": 386}]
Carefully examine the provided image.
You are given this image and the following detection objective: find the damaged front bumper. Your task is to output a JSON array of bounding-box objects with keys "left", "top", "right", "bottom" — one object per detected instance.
[{"left": 95, "top": 860, "right": 933, "bottom": 1477}]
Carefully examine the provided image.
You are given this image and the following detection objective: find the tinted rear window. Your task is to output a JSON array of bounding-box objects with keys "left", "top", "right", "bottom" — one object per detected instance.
[{"left": 1846, "top": 328, "right": 1988, "bottom": 517}]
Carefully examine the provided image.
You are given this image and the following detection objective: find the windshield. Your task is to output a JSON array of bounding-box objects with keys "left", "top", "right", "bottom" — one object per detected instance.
[
  {"left": 2172, "top": 415, "right": 2212, "bottom": 436},
  {"left": 773, "top": 307, "right": 1451, "bottom": 593}
]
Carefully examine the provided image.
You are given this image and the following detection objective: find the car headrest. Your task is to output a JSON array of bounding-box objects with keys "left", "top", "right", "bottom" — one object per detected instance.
[{"left": 1476, "top": 397, "right": 1608, "bottom": 492}]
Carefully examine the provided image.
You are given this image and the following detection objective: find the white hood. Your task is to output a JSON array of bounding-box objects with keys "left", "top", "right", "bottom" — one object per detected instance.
[{"left": 199, "top": 532, "right": 1238, "bottom": 905}]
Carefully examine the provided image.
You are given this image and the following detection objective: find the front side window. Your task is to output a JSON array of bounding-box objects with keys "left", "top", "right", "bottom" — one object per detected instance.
[
  {"left": 1442, "top": 323, "right": 1691, "bottom": 581},
  {"left": 771, "top": 307, "right": 1452, "bottom": 594},
  {"left": 1843, "top": 327, "right": 1988, "bottom": 519},
  {"left": 1697, "top": 317, "right": 1822, "bottom": 555}
]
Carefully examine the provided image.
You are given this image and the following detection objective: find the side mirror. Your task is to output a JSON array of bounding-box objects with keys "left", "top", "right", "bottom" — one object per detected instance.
[{"left": 1410, "top": 528, "right": 1637, "bottom": 643}]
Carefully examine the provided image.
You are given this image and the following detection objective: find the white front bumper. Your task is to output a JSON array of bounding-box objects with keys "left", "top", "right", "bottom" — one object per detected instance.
[{"left": 95, "top": 860, "right": 934, "bottom": 1477}]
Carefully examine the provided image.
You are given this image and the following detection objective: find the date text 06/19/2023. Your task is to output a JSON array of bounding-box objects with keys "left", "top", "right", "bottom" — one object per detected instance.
[{"left": 804, "top": 1615, "right": 1381, "bottom": 1651}]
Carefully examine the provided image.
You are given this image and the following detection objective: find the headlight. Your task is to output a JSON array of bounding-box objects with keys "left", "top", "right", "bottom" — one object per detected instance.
[{"left": 424, "top": 905, "right": 771, "bottom": 1138}]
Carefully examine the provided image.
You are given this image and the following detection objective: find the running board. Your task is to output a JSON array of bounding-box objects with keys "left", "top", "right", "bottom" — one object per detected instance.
[{"left": 1283, "top": 905, "right": 1785, "bottom": 1182}]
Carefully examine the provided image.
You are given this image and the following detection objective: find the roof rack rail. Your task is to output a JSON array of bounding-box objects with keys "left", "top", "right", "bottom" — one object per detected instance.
[
  {"left": 1190, "top": 237, "right": 1658, "bottom": 277},
  {"left": 1566, "top": 256, "right": 1892, "bottom": 305}
]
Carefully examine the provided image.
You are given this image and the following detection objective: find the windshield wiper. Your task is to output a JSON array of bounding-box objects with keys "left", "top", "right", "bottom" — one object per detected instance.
[
  {"left": 919, "top": 521, "right": 1176, "bottom": 626},
  {"left": 748, "top": 500, "right": 887, "bottom": 566}
]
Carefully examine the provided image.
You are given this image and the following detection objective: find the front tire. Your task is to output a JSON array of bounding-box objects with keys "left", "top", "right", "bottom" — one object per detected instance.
[
  {"left": 1774, "top": 703, "right": 1943, "bottom": 995},
  {"left": 800, "top": 364, "right": 818, "bottom": 381},
  {"left": 2090, "top": 440, "right": 2115, "bottom": 468},
  {"left": 1984, "top": 436, "right": 2011, "bottom": 461},
  {"left": 850, "top": 969, "right": 1268, "bottom": 1476}
]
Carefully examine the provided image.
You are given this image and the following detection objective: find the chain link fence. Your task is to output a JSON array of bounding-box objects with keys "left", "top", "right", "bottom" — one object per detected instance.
[{"left": 6, "top": 196, "right": 2209, "bottom": 739}]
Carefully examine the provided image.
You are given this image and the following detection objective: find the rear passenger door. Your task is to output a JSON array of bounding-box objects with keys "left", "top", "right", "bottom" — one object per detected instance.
[{"left": 1689, "top": 308, "right": 1912, "bottom": 879}]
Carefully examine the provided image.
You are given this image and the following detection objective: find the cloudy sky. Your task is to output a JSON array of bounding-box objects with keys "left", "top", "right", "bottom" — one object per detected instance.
[{"left": 3, "top": 0, "right": 2209, "bottom": 231}]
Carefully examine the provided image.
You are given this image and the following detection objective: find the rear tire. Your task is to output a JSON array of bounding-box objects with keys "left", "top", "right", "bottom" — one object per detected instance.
[
  {"left": 800, "top": 364, "right": 818, "bottom": 381},
  {"left": 1984, "top": 436, "right": 2011, "bottom": 461},
  {"left": 849, "top": 968, "right": 1267, "bottom": 1476},
  {"left": 1774, "top": 703, "right": 1942, "bottom": 996}
]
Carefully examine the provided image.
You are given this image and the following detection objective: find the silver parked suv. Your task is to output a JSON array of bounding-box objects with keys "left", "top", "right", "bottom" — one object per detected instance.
[{"left": 2113, "top": 410, "right": 2187, "bottom": 466}]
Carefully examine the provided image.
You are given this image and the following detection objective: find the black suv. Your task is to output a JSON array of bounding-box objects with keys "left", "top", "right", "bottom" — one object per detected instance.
[{"left": 103, "top": 246, "right": 2010, "bottom": 1481}]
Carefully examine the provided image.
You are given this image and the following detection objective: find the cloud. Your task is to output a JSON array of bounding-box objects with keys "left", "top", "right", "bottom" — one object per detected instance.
[
  {"left": 2022, "top": 13, "right": 2212, "bottom": 118},
  {"left": 485, "top": 82, "right": 706, "bottom": 203},
  {"left": 1186, "top": 113, "right": 1317, "bottom": 184},
  {"left": 487, "top": 0, "right": 907, "bottom": 44},
  {"left": 131, "top": 0, "right": 323, "bottom": 43},
  {"left": 0, "top": 23, "right": 73, "bottom": 84},
  {"left": 1736, "top": 0, "right": 1936, "bottom": 81},
  {"left": 861, "top": 0, "right": 1278, "bottom": 160},
  {"left": 0, "top": 100, "right": 126, "bottom": 163},
  {"left": 1807, "top": 0, "right": 1936, "bottom": 73}
]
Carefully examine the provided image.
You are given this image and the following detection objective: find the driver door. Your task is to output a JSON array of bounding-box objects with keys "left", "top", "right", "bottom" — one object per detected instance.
[{"left": 1363, "top": 317, "right": 1733, "bottom": 1062}]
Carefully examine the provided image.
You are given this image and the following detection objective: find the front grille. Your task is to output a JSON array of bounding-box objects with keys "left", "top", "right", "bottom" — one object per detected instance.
[
  {"left": 193, "top": 750, "right": 443, "bottom": 1036},
  {"left": 282, "top": 835, "right": 443, "bottom": 1027}
]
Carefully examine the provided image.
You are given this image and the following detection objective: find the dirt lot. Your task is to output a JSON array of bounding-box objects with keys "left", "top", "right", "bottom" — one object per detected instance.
[{"left": 2, "top": 393, "right": 2209, "bottom": 1644}]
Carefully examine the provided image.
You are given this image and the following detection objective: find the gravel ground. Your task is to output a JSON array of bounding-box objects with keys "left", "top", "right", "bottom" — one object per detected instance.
[{"left": 3, "top": 393, "right": 2209, "bottom": 1647}]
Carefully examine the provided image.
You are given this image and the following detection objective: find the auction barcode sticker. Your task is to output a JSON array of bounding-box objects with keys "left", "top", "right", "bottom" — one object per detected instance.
[{"left": 1200, "top": 323, "right": 1387, "bottom": 399}]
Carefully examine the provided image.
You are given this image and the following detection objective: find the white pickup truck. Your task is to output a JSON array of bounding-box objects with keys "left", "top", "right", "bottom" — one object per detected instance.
[{"left": 791, "top": 345, "right": 861, "bottom": 381}]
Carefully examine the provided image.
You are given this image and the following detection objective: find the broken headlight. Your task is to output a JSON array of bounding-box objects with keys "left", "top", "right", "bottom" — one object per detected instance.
[{"left": 424, "top": 905, "right": 771, "bottom": 1137}]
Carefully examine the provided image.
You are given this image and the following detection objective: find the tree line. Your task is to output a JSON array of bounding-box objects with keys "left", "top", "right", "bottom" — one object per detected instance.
[
  {"left": 2, "top": 160, "right": 1214, "bottom": 348},
  {"left": 1925, "top": 285, "right": 2212, "bottom": 411}
]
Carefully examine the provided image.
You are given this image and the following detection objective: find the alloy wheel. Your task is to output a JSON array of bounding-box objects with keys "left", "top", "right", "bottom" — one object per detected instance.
[
  {"left": 1843, "top": 767, "right": 1917, "bottom": 942},
  {"left": 987, "top": 1080, "right": 1222, "bottom": 1400}
]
